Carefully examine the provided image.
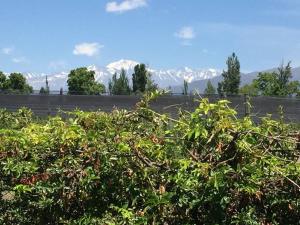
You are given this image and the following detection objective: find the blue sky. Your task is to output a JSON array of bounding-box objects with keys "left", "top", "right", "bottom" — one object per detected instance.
[{"left": 1, "top": 0, "right": 300, "bottom": 74}]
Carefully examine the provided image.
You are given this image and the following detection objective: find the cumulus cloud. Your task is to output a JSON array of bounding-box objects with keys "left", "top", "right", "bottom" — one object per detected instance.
[
  {"left": 106, "top": 0, "right": 147, "bottom": 13},
  {"left": 175, "top": 26, "right": 196, "bottom": 40},
  {"left": 73, "top": 42, "right": 103, "bottom": 57},
  {"left": 1, "top": 47, "right": 14, "bottom": 55}
]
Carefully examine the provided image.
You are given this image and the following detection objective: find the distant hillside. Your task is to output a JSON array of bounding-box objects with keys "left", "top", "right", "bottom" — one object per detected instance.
[{"left": 172, "top": 67, "right": 300, "bottom": 93}]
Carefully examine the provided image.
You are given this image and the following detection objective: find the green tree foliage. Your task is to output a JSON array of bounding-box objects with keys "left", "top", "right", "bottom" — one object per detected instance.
[
  {"left": 145, "top": 73, "right": 158, "bottom": 92},
  {"left": 67, "top": 67, "right": 105, "bottom": 95},
  {"left": 108, "top": 69, "right": 131, "bottom": 95},
  {"left": 204, "top": 80, "right": 216, "bottom": 95},
  {"left": 239, "top": 83, "right": 259, "bottom": 96},
  {"left": 0, "top": 93, "right": 299, "bottom": 224},
  {"left": 39, "top": 87, "right": 46, "bottom": 94},
  {"left": 0, "top": 71, "right": 6, "bottom": 90},
  {"left": 277, "top": 61, "right": 292, "bottom": 94},
  {"left": 0, "top": 107, "right": 33, "bottom": 129},
  {"left": 253, "top": 72, "right": 278, "bottom": 96},
  {"left": 132, "top": 64, "right": 148, "bottom": 93},
  {"left": 183, "top": 80, "right": 189, "bottom": 95},
  {"left": 1, "top": 73, "right": 33, "bottom": 94},
  {"left": 287, "top": 81, "right": 300, "bottom": 96},
  {"left": 218, "top": 53, "right": 241, "bottom": 96},
  {"left": 252, "top": 62, "right": 299, "bottom": 96}
]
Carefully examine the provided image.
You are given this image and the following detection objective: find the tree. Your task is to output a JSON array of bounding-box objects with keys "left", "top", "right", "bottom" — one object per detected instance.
[
  {"left": 67, "top": 67, "right": 105, "bottom": 95},
  {"left": 253, "top": 62, "right": 299, "bottom": 96},
  {"left": 183, "top": 80, "right": 188, "bottom": 95},
  {"left": 4, "top": 73, "right": 33, "bottom": 94},
  {"left": 239, "top": 83, "right": 259, "bottom": 96},
  {"left": 204, "top": 80, "right": 216, "bottom": 95},
  {"left": 217, "top": 82, "right": 224, "bottom": 96},
  {"left": 286, "top": 81, "right": 300, "bottom": 96},
  {"left": 39, "top": 87, "right": 46, "bottom": 94},
  {"left": 108, "top": 73, "right": 116, "bottom": 95},
  {"left": 7, "top": 73, "right": 26, "bottom": 90},
  {"left": 0, "top": 71, "right": 6, "bottom": 90},
  {"left": 109, "top": 69, "right": 131, "bottom": 95},
  {"left": 39, "top": 76, "right": 50, "bottom": 95},
  {"left": 254, "top": 72, "right": 279, "bottom": 96},
  {"left": 218, "top": 53, "right": 241, "bottom": 96},
  {"left": 45, "top": 75, "right": 50, "bottom": 94},
  {"left": 277, "top": 62, "right": 292, "bottom": 94},
  {"left": 132, "top": 64, "right": 148, "bottom": 93},
  {"left": 145, "top": 73, "right": 158, "bottom": 92}
]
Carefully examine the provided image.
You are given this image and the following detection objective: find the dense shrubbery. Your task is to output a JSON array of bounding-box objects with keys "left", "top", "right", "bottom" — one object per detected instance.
[{"left": 0, "top": 92, "right": 299, "bottom": 224}]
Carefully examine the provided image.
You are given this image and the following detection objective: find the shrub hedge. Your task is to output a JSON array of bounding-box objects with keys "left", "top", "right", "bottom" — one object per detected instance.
[{"left": 0, "top": 92, "right": 299, "bottom": 224}]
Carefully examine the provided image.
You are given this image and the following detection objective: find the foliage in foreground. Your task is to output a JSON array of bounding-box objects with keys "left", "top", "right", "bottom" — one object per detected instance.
[{"left": 0, "top": 92, "right": 300, "bottom": 224}]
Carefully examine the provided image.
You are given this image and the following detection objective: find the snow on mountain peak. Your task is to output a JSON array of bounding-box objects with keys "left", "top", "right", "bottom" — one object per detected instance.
[
  {"left": 184, "top": 67, "right": 193, "bottom": 73},
  {"left": 106, "top": 59, "right": 139, "bottom": 74},
  {"left": 87, "top": 65, "right": 98, "bottom": 72}
]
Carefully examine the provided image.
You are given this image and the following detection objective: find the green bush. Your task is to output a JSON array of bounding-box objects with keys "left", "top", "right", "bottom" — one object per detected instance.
[
  {"left": 0, "top": 107, "right": 33, "bottom": 129},
  {"left": 0, "top": 92, "right": 299, "bottom": 224}
]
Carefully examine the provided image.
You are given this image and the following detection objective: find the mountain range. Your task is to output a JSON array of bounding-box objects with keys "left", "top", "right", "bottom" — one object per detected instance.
[
  {"left": 23, "top": 59, "right": 300, "bottom": 93},
  {"left": 24, "top": 59, "right": 221, "bottom": 92}
]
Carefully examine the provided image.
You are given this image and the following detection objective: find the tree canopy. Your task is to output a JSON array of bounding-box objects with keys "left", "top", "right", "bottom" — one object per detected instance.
[
  {"left": 67, "top": 67, "right": 105, "bottom": 95},
  {"left": 145, "top": 73, "right": 158, "bottom": 92},
  {"left": 183, "top": 80, "right": 189, "bottom": 95},
  {"left": 132, "top": 64, "right": 148, "bottom": 93},
  {"left": 204, "top": 80, "right": 216, "bottom": 95},
  {"left": 0, "top": 71, "right": 6, "bottom": 90},
  {"left": 0, "top": 72, "right": 33, "bottom": 94},
  {"left": 109, "top": 69, "right": 131, "bottom": 95},
  {"left": 218, "top": 53, "right": 241, "bottom": 96}
]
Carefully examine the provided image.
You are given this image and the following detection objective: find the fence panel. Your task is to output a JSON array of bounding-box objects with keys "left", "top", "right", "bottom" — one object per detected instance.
[{"left": 0, "top": 94, "right": 299, "bottom": 122}]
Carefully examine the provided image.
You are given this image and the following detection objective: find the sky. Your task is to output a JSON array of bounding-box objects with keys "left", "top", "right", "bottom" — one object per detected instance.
[{"left": 1, "top": 0, "right": 300, "bottom": 74}]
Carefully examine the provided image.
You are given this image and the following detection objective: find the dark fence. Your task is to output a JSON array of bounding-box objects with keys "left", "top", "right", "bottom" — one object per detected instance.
[{"left": 0, "top": 94, "right": 299, "bottom": 122}]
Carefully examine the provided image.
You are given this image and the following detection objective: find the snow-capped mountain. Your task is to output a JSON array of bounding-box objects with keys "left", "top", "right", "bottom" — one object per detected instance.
[
  {"left": 106, "top": 59, "right": 139, "bottom": 74},
  {"left": 23, "top": 59, "right": 221, "bottom": 91}
]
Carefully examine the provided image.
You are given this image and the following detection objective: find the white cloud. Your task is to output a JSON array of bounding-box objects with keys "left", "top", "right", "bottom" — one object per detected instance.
[
  {"left": 175, "top": 26, "right": 196, "bottom": 40},
  {"left": 12, "top": 57, "right": 29, "bottom": 64},
  {"left": 1, "top": 47, "right": 14, "bottom": 55},
  {"left": 106, "top": 0, "right": 147, "bottom": 13},
  {"left": 73, "top": 42, "right": 103, "bottom": 57}
]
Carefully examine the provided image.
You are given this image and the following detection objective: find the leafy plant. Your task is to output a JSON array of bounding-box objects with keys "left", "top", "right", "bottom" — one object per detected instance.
[{"left": 0, "top": 92, "right": 299, "bottom": 224}]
